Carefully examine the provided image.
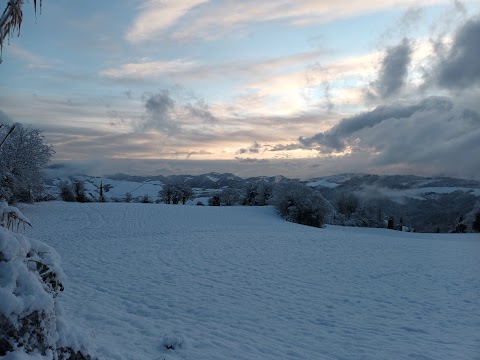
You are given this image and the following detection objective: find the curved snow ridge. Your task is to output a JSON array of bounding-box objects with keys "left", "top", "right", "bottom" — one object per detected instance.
[{"left": 23, "top": 202, "right": 480, "bottom": 360}]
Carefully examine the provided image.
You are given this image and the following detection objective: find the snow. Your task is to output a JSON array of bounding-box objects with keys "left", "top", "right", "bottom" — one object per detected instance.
[
  {"left": 48, "top": 176, "right": 165, "bottom": 201},
  {"left": 0, "top": 200, "right": 32, "bottom": 228},
  {"left": 21, "top": 202, "right": 480, "bottom": 360},
  {"left": 206, "top": 175, "right": 219, "bottom": 182},
  {"left": 306, "top": 179, "right": 339, "bottom": 188},
  {"left": 0, "top": 204, "right": 89, "bottom": 359}
]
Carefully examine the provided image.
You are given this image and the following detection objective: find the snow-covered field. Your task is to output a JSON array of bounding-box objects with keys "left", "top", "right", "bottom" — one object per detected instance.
[{"left": 22, "top": 202, "right": 480, "bottom": 360}]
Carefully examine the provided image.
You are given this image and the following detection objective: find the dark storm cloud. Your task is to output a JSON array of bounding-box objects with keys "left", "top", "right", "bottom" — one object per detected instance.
[
  {"left": 297, "top": 95, "right": 480, "bottom": 178},
  {"left": 299, "top": 97, "right": 453, "bottom": 150},
  {"left": 434, "top": 16, "right": 480, "bottom": 89},
  {"left": 368, "top": 38, "right": 412, "bottom": 100},
  {"left": 268, "top": 143, "right": 305, "bottom": 152}
]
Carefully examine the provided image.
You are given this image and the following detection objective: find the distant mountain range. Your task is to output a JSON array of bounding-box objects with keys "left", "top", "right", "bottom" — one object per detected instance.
[{"left": 45, "top": 166, "right": 480, "bottom": 203}]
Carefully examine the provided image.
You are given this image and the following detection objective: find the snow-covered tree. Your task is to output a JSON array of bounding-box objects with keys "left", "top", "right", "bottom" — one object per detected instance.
[
  {"left": 58, "top": 181, "right": 75, "bottom": 202},
  {"left": 242, "top": 182, "right": 259, "bottom": 205},
  {"left": 141, "top": 194, "right": 152, "bottom": 203},
  {"left": 336, "top": 192, "right": 359, "bottom": 219},
  {"left": 124, "top": 192, "right": 133, "bottom": 203},
  {"left": 72, "top": 179, "right": 87, "bottom": 203},
  {"left": 0, "top": 123, "right": 54, "bottom": 202},
  {"left": 158, "top": 182, "right": 193, "bottom": 205},
  {"left": 219, "top": 187, "right": 240, "bottom": 206},
  {"left": 255, "top": 182, "right": 274, "bottom": 206},
  {"left": 461, "top": 199, "right": 480, "bottom": 232},
  {"left": 242, "top": 181, "right": 273, "bottom": 206},
  {"left": 208, "top": 194, "right": 221, "bottom": 206},
  {"left": 271, "top": 181, "right": 331, "bottom": 228}
]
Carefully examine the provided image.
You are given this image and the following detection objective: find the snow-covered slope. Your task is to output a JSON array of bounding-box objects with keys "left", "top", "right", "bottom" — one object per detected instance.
[
  {"left": 22, "top": 202, "right": 480, "bottom": 360},
  {"left": 46, "top": 175, "right": 165, "bottom": 201},
  {"left": 46, "top": 172, "right": 480, "bottom": 204}
]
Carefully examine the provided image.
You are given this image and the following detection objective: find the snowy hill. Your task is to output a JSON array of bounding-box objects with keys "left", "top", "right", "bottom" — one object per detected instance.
[
  {"left": 307, "top": 173, "right": 480, "bottom": 198},
  {"left": 45, "top": 174, "right": 165, "bottom": 202},
  {"left": 21, "top": 202, "right": 480, "bottom": 360},
  {"left": 45, "top": 168, "right": 480, "bottom": 203}
]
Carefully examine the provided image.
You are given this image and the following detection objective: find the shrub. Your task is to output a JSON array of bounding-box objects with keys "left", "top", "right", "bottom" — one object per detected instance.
[
  {"left": 58, "top": 181, "right": 75, "bottom": 202},
  {"left": 271, "top": 182, "right": 330, "bottom": 228},
  {"left": 72, "top": 180, "right": 87, "bottom": 203},
  {"left": 208, "top": 195, "right": 221, "bottom": 206},
  {"left": 219, "top": 188, "right": 240, "bottom": 206},
  {"left": 124, "top": 192, "right": 133, "bottom": 203},
  {"left": 141, "top": 194, "right": 152, "bottom": 203},
  {"left": 0, "top": 202, "right": 92, "bottom": 358}
]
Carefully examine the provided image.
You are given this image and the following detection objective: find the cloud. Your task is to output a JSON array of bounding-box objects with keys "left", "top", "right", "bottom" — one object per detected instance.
[
  {"left": 133, "top": 89, "right": 218, "bottom": 135},
  {"left": 268, "top": 143, "right": 305, "bottom": 152},
  {"left": 7, "top": 45, "right": 55, "bottom": 69},
  {"left": 234, "top": 157, "right": 268, "bottom": 164},
  {"left": 140, "top": 90, "right": 179, "bottom": 134},
  {"left": 236, "top": 141, "right": 261, "bottom": 155},
  {"left": 168, "top": 0, "right": 445, "bottom": 42},
  {"left": 126, "top": 0, "right": 209, "bottom": 43},
  {"left": 300, "top": 97, "right": 453, "bottom": 150},
  {"left": 379, "top": 7, "right": 424, "bottom": 43},
  {"left": 297, "top": 95, "right": 480, "bottom": 178},
  {"left": 433, "top": 15, "right": 480, "bottom": 89},
  {"left": 367, "top": 38, "right": 413, "bottom": 100},
  {"left": 0, "top": 110, "right": 13, "bottom": 125},
  {"left": 184, "top": 99, "right": 217, "bottom": 124},
  {"left": 100, "top": 59, "right": 199, "bottom": 81},
  {"left": 100, "top": 50, "right": 325, "bottom": 83}
]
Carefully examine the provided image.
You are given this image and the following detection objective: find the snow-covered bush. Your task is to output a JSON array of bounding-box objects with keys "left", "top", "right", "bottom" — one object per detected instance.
[
  {"left": 124, "top": 192, "right": 133, "bottom": 203},
  {"left": 219, "top": 188, "right": 241, "bottom": 206},
  {"left": 58, "top": 181, "right": 75, "bottom": 202},
  {"left": 241, "top": 181, "right": 273, "bottom": 206},
  {"left": 72, "top": 180, "right": 87, "bottom": 203},
  {"left": 461, "top": 199, "right": 480, "bottom": 232},
  {"left": 162, "top": 331, "right": 185, "bottom": 350},
  {"left": 0, "top": 202, "right": 92, "bottom": 359},
  {"left": 141, "top": 194, "right": 153, "bottom": 203},
  {"left": 271, "top": 182, "right": 331, "bottom": 228},
  {"left": 208, "top": 194, "right": 221, "bottom": 206},
  {"left": 343, "top": 204, "right": 385, "bottom": 228}
]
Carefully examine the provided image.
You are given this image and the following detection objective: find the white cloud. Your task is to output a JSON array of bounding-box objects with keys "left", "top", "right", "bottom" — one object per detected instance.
[
  {"left": 8, "top": 45, "right": 55, "bottom": 69},
  {"left": 100, "top": 59, "right": 199, "bottom": 80},
  {"left": 170, "top": 0, "right": 446, "bottom": 41},
  {"left": 126, "top": 0, "right": 209, "bottom": 43}
]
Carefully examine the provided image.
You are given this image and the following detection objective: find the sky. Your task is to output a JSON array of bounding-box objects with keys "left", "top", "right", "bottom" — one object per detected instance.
[{"left": 1, "top": 0, "right": 480, "bottom": 179}]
